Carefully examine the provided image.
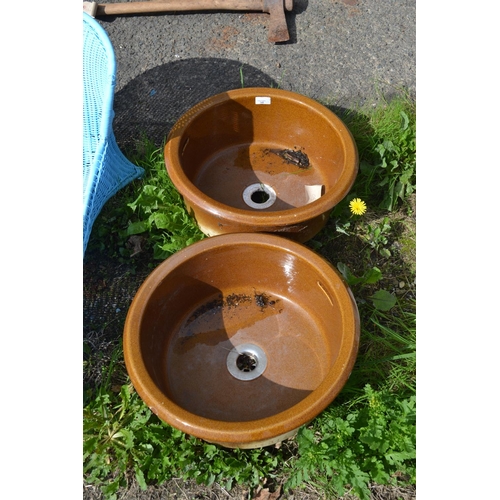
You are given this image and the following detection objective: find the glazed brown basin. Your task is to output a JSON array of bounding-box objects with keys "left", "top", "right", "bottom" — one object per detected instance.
[
  {"left": 123, "top": 233, "right": 360, "bottom": 448},
  {"left": 164, "top": 88, "right": 358, "bottom": 242}
]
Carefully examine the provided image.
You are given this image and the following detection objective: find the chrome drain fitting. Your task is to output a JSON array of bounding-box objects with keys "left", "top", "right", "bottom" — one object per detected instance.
[
  {"left": 242, "top": 183, "right": 276, "bottom": 209},
  {"left": 226, "top": 343, "right": 267, "bottom": 381}
]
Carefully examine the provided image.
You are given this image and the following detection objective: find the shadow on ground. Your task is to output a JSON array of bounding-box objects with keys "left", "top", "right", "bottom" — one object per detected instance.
[{"left": 113, "top": 58, "right": 279, "bottom": 150}]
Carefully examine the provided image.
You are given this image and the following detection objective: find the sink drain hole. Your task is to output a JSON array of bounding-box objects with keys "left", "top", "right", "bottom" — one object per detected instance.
[
  {"left": 236, "top": 352, "right": 257, "bottom": 372},
  {"left": 227, "top": 343, "right": 267, "bottom": 380},
  {"left": 251, "top": 189, "right": 270, "bottom": 204},
  {"left": 243, "top": 183, "right": 276, "bottom": 209}
]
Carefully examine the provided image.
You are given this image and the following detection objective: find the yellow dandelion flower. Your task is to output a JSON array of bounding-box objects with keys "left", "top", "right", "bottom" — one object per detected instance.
[{"left": 349, "top": 198, "right": 367, "bottom": 216}]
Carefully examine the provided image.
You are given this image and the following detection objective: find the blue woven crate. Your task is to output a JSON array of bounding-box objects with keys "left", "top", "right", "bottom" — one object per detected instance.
[{"left": 83, "top": 12, "right": 144, "bottom": 256}]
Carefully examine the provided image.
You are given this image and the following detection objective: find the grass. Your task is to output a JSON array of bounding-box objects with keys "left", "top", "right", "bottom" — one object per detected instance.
[
  {"left": 333, "top": 90, "right": 416, "bottom": 212},
  {"left": 84, "top": 91, "right": 416, "bottom": 500}
]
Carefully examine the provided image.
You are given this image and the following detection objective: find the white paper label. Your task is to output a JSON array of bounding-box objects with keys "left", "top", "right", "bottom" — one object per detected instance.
[{"left": 255, "top": 97, "right": 271, "bottom": 105}]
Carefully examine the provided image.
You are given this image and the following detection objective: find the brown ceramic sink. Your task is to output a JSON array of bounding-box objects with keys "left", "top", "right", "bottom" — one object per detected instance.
[
  {"left": 164, "top": 88, "right": 358, "bottom": 242},
  {"left": 123, "top": 233, "right": 360, "bottom": 448}
]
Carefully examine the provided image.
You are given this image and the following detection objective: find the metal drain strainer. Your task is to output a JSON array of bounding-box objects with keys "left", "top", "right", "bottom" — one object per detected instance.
[
  {"left": 226, "top": 343, "right": 267, "bottom": 381},
  {"left": 242, "top": 183, "right": 277, "bottom": 209}
]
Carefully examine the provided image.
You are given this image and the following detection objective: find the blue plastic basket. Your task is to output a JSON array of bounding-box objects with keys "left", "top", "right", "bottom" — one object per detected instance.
[{"left": 83, "top": 12, "right": 144, "bottom": 256}]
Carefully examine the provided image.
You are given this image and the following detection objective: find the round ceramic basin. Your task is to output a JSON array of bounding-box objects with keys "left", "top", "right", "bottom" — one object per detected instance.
[
  {"left": 164, "top": 88, "right": 359, "bottom": 242},
  {"left": 123, "top": 233, "right": 360, "bottom": 448}
]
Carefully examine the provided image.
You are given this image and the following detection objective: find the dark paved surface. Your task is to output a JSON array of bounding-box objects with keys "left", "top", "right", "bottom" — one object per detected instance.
[{"left": 90, "top": 0, "right": 415, "bottom": 148}]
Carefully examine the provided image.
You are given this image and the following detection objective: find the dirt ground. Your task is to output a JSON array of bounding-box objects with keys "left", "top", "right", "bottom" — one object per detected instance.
[{"left": 83, "top": 477, "right": 416, "bottom": 500}]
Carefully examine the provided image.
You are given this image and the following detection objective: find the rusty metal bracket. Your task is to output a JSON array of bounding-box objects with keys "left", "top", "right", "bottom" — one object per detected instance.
[{"left": 83, "top": 0, "right": 294, "bottom": 43}]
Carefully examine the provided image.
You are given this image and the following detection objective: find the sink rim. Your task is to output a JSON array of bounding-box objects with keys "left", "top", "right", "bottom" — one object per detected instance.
[
  {"left": 123, "top": 232, "right": 360, "bottom": 447},
  {"left": 164, "top": 87, "right": 359, "bottom": 230}
]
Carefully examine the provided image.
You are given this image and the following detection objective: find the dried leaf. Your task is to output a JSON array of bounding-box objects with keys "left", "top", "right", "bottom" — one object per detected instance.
[
  {"left": 253, "top": 485, "right": 281, "bottom": 500},
  {"left": 127, "top": 235, "right": 146, "bottom": 256}
]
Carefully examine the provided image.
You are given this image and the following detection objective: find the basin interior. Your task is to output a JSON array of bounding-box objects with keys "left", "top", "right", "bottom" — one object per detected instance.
[
  {"left": 138, "top": 243, "right": 349, "bottom": 422},
  {"left": 176, "top": 95, "right": 349, "bottom": 211}
]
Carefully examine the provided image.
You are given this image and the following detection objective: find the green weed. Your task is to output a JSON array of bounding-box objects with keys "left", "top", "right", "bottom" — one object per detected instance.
[
  {"left": 240, "top": 64, "right": 245, "bottom": 88},
  {"left": 88, "top": 138, "right": 204, "bottom": 260},
  {"left": 337, "top": 262, "right": 382, "bottom": 288},
  {"left": 358, "top": 217, "right": 392, "bottom": 258},
  {"left": 84, "top": 379, "right": 285, "bottom": 498},
  {"left": 340, "top": 93, "right": 416, "bottom": 212},
  {"left": 126, "top": 139, "right": 205, "bottom": 259},
  {"left": 346, "top": 300, "right": 416, "bottom": 400},
  {"left": 286, "top": 385, "right": 416, "bottom": 500}
]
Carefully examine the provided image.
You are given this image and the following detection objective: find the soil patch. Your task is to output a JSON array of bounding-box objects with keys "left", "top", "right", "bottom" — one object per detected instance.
[{"left": 83, "top": 478, "right": 416, "bottom": 500}]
